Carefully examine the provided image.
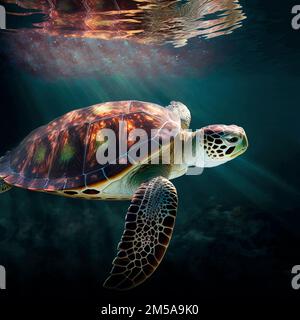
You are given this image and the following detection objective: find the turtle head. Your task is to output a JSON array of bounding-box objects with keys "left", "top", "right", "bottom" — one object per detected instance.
[{"left": 201, "top": 124, "right": 248, "bottom": 168}]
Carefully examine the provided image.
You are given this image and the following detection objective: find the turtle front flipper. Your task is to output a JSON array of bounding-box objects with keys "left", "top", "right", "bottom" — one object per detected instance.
[
  {"left": 166, "top": 101, "right": 191, "bottom": 129},
  {"left": 104, "top": 177, "right": 178, "bottom": 291}
]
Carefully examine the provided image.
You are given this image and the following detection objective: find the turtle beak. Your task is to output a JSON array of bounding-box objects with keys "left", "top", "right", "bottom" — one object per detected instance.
[
  {"left": 230, "top": 128, "right": 248, "bottom": 159},
  {"left": 239, "top": 126, "right": 249, "bottom": 151},
  {"left": 242, "top": 132, "right": 249, "bottom": 150}
]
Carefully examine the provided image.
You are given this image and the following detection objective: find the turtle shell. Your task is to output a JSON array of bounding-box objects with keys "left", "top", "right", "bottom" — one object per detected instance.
[{"left": 0, "top": 101, "right": 180, "bottom": 191}]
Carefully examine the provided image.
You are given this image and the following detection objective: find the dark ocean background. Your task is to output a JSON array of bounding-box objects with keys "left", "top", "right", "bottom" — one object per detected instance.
[{"left": 0, "top": 0, "right": 299, "bottom": 317}]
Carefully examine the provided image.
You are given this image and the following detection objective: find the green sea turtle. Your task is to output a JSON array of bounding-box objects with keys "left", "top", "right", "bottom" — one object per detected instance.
[{"left": 0, "top": 100, "right": 248, "bottom": 290}]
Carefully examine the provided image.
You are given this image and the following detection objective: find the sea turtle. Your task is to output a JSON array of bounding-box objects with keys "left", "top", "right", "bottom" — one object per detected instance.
[{"left": 0, "top": 100, "right": 248, "bottom": 290}]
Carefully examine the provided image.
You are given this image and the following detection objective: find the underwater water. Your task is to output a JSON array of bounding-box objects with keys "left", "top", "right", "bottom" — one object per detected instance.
[{"left": 0, "top": 0, "right": 299, "bottom": 315}]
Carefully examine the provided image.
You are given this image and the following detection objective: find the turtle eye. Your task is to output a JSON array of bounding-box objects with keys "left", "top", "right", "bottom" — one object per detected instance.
[{"left": 225, "top": 135, "right": 239, "bottom": 144}]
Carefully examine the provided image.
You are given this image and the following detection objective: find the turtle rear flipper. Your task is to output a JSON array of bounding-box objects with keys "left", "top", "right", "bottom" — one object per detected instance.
[
  {"left": 104, "top": 176, "right": 178, "bottom": 290},
  {"left": 0, "top": 179, "right": 12, "bottom": 194},
  {"left": 0, "top": 155, "right": 12, "bottom": 194}
]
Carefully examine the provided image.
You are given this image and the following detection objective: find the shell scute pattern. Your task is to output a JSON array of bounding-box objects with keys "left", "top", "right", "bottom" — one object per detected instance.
[{"left": 0, "top": 101, "right": 178, "bottom": 194}]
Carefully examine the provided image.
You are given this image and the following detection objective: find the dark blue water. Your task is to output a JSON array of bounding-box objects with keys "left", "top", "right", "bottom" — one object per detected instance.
[{"left": 0, "top": 0, "right": 299, "bottom": 315}]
